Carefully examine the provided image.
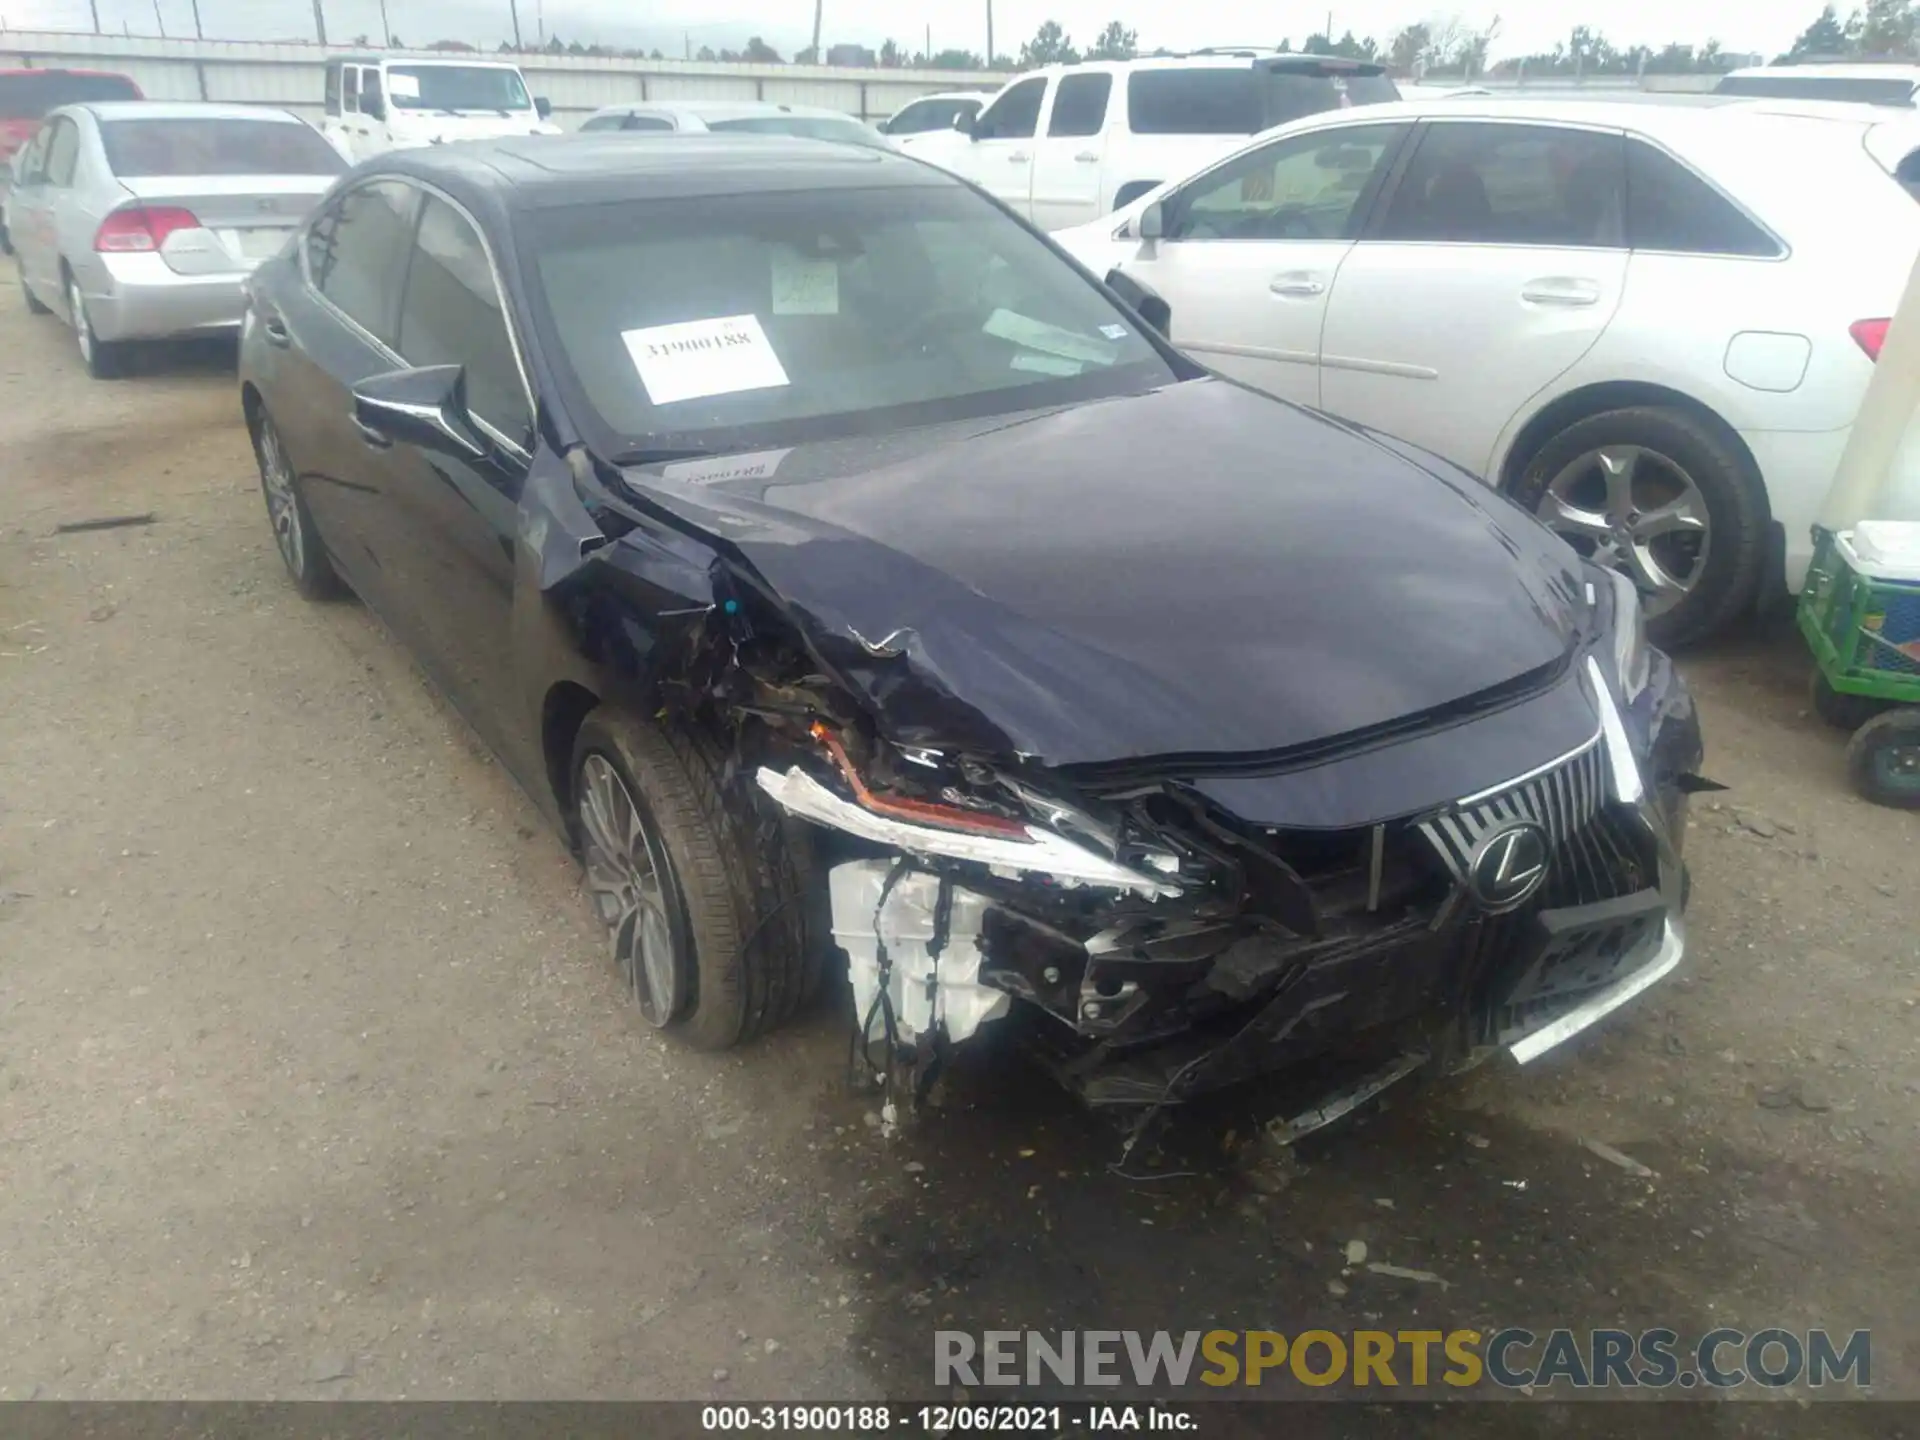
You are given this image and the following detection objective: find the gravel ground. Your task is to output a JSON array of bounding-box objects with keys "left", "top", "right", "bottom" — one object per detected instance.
[{"left": 0, "top": 278, "right": 1915, "bottom": 1426}]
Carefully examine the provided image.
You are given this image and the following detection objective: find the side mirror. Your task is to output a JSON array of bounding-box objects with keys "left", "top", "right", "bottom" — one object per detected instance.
[
  {"left": 1138, "top": 200, "right": 1166, "bottom": 241},
  {"left": 362, "top": 94, "right": 387, "bottom": 122},
  {"left": 534, "top": 95, "right": 552, "bottom": 120},
  {"left": 1104, "top": 269, "right": 1170, "bottom": 337},
  {"left": 351, "top": 365, "right": 487, "bottom": 463},
  {"left": 956, "top": 112, "right": 978, "bottom": 138},
  {"left": 875, "top": 117, "right": 893, "bottom": 134}
]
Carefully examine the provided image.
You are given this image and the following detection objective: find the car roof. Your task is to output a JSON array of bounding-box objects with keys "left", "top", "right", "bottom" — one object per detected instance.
[
  {"left": 373, "top": 133, "right": 947, "bottom": 212},
  {"left": 1309, "top": 92, "right": 1903, "bottom": 133},
  {"left": 76, "top": 100, "right": 305, "bottom": 123},
  {"left": 1016, "top": 52, "right": 1388, "bottom": 76},
  {"left": 894, "top": 90, "right": 994, "bottom": 103},
  {"left": 592, "top": 100, "right": 862, "bottom": 121},
  {"left": 328, "top": 54, "right": 521, "bottom": 68},
  {"left": 1723, "top": 62, "right": 1920, "bottom": 81}
]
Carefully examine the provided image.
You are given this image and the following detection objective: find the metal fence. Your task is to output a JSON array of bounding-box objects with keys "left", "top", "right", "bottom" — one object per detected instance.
[{"left": 0, "top": 29, "right": 1005, "bottom": 124}]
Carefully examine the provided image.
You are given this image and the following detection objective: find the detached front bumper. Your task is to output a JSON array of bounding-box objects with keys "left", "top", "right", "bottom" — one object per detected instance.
[{"left": 80, "top": 253, "right": 248, "bottom": 343}]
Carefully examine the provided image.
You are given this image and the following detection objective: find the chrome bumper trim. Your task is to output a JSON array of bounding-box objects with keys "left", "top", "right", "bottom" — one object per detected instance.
[{"left": 1507, "top": 914, "right": 1684, "bottom": 1065}]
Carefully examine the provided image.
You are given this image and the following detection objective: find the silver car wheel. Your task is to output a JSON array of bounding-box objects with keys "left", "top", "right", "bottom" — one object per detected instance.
[
  {"left": 68, "top": 276, "right": 93, "bottom": 364},
  {"left": 1534, "top": 444, "right": 1711, "bottom": 618},
  {"left": 257, "top": 420, "right": 305, "bottom": 578},
  {"left": 578, "top": 753, "right": 681, "bottom": 1027}
]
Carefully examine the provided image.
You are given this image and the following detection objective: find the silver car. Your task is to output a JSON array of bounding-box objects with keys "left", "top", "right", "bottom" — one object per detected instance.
[
  {"left": 577, "top": 100, "right": 892, "bottom": 148},
  {"left": 9, "top": 101, "right": 346, "bottom": 378}
]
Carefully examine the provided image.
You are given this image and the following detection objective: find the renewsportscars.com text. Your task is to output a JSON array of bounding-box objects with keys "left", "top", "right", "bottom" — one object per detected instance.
[{"left": 934, "top": 1328, "right": 1872, "bottom": 1391}]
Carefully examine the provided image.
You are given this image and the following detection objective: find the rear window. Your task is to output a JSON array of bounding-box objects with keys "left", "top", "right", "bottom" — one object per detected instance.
[
  {"left": 0, "top": 70, "right": 140, "bottom": 120},
  {"left": 706, "top": 115, "right": 886, "bottom": 148},
  {"left": 101, "top": 118, "right": 347, "bottom": 178},
  {"left": 1715, "top": 73, "right": 1917, "bottom": 106},
  {"left": 1127, "top": 66, "right": 1398, "bottom": 136}
]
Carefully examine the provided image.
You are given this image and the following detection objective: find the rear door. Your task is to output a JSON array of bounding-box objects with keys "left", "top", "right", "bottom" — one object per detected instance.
[
  {"left": 959, "top": 75, "right": 1048, "bottom": 218},
  {"left": 25, "top": 114, "right": 81, "bottom": 301},
  {"left": 7, "top": 121, "right": 55, "bottom": 290},
  {"left": 1319, "top": 119, "right": 1629, "bottom": 475},
  {"left": 1030, "top": 70, "right": 1113, "bottom": 229},
  {"left": 1107, "top": 120, "right": 1410, "bottom": 408},
  {"left": 270, "top": 177, "right": 422, "bottom": 598}
]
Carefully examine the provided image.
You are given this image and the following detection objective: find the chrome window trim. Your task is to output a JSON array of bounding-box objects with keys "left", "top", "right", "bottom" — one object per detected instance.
[{"left": 300, "top": 172, "right": 536, "bottom": 461}]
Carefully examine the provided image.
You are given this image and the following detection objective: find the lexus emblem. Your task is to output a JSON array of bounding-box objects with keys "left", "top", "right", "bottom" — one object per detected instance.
[{"left": 1468, "top": 823, "right": 1550, "bottom": 911}]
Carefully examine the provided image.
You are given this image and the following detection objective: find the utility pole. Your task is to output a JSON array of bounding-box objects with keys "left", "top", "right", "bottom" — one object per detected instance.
[
  {"left": 985, "top": 0, "right": 993, "bottom": 64},
  {"left": 151, "top": 0, "right": 165, "bottom": 37},
  {"left": 378, "top": 0, "right": 390, "bottom": 44},
  {"left": 89, "top": 0, "right": 101, "bottom": 32},
  {"left": 189, "top": 0, "right": 202, "bottom": 38},
  {"left": 508, "top": 0, "right": 522, "bottom": 49},
  {"left": 811, "top": 0, "right": 823, "bottom": 61},
  {"left": 312, "top": 0, "right": 328, "bottom": 46},
  {"left": 925, "top": 23, "right": 931, "bottom": 61}
]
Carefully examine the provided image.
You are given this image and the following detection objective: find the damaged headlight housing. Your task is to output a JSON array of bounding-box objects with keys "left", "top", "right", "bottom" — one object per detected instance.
[{"left": 1605, "top": 567, "right": 1651, "bottom": 704}]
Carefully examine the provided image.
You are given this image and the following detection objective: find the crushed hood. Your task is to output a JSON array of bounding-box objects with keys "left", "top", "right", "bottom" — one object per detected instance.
[{"left": 621, "top": 378, "right": 1589, "bottom": 769}]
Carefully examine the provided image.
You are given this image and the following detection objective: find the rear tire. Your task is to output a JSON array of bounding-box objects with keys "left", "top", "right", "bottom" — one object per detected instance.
[
  {"left": 18, "top": 256, "right": 50, "bottom": 315},
  {"left": 251, "top": 408, "right": 343, "bottom": 601},
  {"left": 570, "top": 709, "right": 815, "bottom": 1050},
  {"left": 1847, "top": 709, "right": 1920, "bottom": 809},
  {"left": 1512, "top": 406, "right": 1766, "bottom": 649},
  {"left": 1810, "top": 670, "right": 1885, "bottom": 731},
  {"left": 67, "top": 269, "right": 128, "bottom": 380}
]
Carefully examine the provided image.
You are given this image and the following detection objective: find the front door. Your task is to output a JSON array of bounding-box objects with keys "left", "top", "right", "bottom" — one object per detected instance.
[
  {"left": 1107, "top": 120, "right": 1410, "bottom": 409},
  {"left": 1319, "top": 120, "right": 1629, "bottom": 476},
  {"left": 959, "top": 75, "right": 1048, "bottom": 219},
  {"left": 1030, "top": 71, "right": 1112, "bottom": 230}
]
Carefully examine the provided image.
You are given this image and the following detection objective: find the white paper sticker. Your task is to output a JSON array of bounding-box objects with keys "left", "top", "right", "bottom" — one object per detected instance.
[
  {"left": 1011, "top": 353, "right": 1084, "bottom": 377},
  {"left": 621, "top": 314, "right": 791, "bottom": 406},
  {"left": 1099, "top": 323, "right": 1129, "bottom": 340},
  {"left": 770, "top": 248, "right": 839, "bottom": 315},
  {"left": 660, "top": 448, "right": 792, "bottom": 485},
  {"left": 387, "top": 72, "right": 421, "bottom": 98},
  {"left": 983, "top": 308, "right": 1119, "bottom": 366}
]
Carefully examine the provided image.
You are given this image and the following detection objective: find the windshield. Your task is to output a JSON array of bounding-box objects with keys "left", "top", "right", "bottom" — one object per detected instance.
[
  {"left": 523, "top": 183, "right": 1178, "bottom": 456},
  {"left": 387, "top": 65, "right": 531, "bottom": 113},
  {"left": 101, "top": 118, "right": 347, "bottom": 177},
  {"left": 706, "top": 114, "right": 888, "bottom": 148},
  {"left": 1128, "top": 66, "right": 1399, "bottom": 135},
  {"left": 0, "top": 70, "right": 139, "bottom": 121}
]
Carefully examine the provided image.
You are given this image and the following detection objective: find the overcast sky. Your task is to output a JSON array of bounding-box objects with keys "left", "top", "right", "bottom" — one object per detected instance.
[{"left": 6, "top": 0, "right": 1827, "bottom": 63}]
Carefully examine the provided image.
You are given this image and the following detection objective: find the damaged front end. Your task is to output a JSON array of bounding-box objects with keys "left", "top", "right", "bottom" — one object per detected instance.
[{"left": 744, "top": 618, "right": 1697, "bottom": 1128}]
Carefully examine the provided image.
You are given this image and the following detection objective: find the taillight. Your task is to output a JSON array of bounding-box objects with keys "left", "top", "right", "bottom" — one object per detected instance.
[
  {"left": 93, "top": 205, "right": 202, "bottom": 253},
  {"left": 1852, "top": 318, "right": 1892, "bottom": 361}
]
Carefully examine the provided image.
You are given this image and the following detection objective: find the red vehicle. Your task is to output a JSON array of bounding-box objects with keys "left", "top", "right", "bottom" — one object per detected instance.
[{"left": 1, "top": 68, "right": 143, "bottom": 251}]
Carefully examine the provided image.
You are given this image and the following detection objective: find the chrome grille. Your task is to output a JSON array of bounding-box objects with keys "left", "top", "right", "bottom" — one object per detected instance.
[{"left": 1418, "top": 735, "right": 1608, "bottom": 885}]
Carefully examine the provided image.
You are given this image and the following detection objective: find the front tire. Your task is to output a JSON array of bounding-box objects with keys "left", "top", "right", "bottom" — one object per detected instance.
[
  {"left": 251, "top": 409, "right": 342, "bottom": 600},
  {"left": 570, "top": 709, "right": 814, "bottom": 1050},
  {"left": 1847, "top": 709, "right": 1920, "bottom": 809},
  {"left": 1513, "top": 406, "right": 1766, "bottom": 648}
]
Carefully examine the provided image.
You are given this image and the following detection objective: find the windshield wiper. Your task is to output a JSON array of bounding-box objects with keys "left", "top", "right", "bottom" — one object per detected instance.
[{"left": 610, "top": 445, "right": 718, "bottom": 467}]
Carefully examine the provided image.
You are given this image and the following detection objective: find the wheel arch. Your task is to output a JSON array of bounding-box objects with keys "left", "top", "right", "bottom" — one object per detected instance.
[
  {"left": 1495, "top": 380, "right": 1770, "bottom": 525},
  {"left": 540, "top": 678, "right": 604, "bottom": 829}
]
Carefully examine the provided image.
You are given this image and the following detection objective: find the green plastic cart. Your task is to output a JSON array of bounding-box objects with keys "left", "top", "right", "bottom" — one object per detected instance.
[{"left": 1797, "top": 522, "right": 1920, "bottom": 808}]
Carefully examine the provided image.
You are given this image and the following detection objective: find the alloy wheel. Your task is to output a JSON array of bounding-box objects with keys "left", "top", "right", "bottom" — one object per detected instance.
[
  {"left": 257, "top": 420, "right": 305, "bottom": 577},
  {"left": 577, "top": 753, "right": 682, "bottom": 1027},
  {"left": 1533, "top": 444, "right": 1710, "bottom": 618},
  {"left": 68, "top": 276, "right": 92, "bottom": 365}
]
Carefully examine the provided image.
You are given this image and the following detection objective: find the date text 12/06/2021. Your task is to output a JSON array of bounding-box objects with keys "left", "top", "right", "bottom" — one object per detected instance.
[{"left": 700, "top": 1405, "right": 1196, "bottom": 1432}]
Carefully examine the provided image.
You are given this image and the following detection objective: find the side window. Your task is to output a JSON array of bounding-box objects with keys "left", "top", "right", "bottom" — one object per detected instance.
[
  {"left": 15, "top": 126, "right": 51, "bottom": 184},
  {"left": 973, "top": 77, "right": 1045, "bottom": 141},
  {"left": 1375, "top": 122, "right": 1624, "bottom": 247},
  {"left": 306, "top": 180, "right": 420, "bottom": 344},
  {"left": 1048, "top": 73, "right": 1111, "bottom": 138},
  {"left": 43, "top": 119, "right": 80, "bottom": 187},
  {"left": 325, "top": 63, "right": 342, "bottom": 117},
  {"left": 1626, "top": 141, "right": 1779, "bottom": 257},
  {"left": 361, "top": 68, "right": 384, "bottom": 114},
  {"left": 1170, "top": 124, "right": 1406, "bottom": 242},
  {"left": 625, "top": 114, "right": 674, "bottom": 131},
  {"left": 579, "top": 113, "right": 625, "bottom": 131},
  {"left": 396, "top": 195, "right": 530, "bottom": 445},
  {"left": 344, "top": 65, "right": 360, "bottom": 113}
]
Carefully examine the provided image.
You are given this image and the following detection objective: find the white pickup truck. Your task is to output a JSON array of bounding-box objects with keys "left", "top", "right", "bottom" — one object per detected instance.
[{"left": 915, "top": 52, "right": 1399, "bottom": 230}]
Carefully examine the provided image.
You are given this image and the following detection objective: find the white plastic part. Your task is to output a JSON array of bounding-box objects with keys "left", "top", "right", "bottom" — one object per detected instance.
[
  {"left": 829, "top": 860, "right": 1010, "bottom": 1046},
  {"left": 1840, "top": 520, "right": 1920, "bottom": 581},
  {"left": 754, "top": 765, "right": 1178, "bottom": 895},
  {"left": 1822, "top": 247, "right": 1920, "bottom": 531},
  {"left": 1585, "top": 655, "right": 1646, "bottom": 806}
]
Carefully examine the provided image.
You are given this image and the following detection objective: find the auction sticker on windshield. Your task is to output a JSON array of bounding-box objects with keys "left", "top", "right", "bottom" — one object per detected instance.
[
  {"left": 622, "top": 314, "right": 791, "bottom": 405},
  {"left": 388, "top": 72, "right": 421, "bottom": 98}
]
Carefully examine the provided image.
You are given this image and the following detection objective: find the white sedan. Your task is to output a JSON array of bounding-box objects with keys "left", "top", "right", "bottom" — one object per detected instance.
[{"left": 1057, "top": 95, "right": 1920, "bottom": 644}]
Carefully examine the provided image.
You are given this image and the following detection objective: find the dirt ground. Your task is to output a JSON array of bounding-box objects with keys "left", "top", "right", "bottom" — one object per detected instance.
[{"left": 1, "top": 276, "right": 1916, "bottom": 1428}]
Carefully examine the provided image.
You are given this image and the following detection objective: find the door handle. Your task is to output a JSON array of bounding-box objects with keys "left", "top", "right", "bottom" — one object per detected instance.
[
  {"left": 1520, "top": 278, "right": 1601, "bottom": 307},
  {"left": 351, "top": 415, "right": 393, "bottom": 449},
  {"left": 1074, "top": 150, "right": 1099, "bottom": 163},
  {"left": 1009, "top": 151, "right": 1029, "bottom": 163},
  {"left": 1269, "top": 275, "right": 1326, "bottom": 297},
  {"left": 261, "top": 314, "right": 291, "bottom": 348}
]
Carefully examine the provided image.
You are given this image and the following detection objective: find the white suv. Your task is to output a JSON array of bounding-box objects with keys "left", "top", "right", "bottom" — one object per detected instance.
[
  {"left": 1058, "top": 97, "right": 1920, "bottom": 644},
  {"left": 923, "top": 52, "right": 1398, "bottom": 231}
]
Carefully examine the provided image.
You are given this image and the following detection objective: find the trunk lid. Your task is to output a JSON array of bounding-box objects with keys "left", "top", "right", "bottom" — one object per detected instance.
[{"left": 116, "top": 176, "right": 332, "bottom": 274}]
